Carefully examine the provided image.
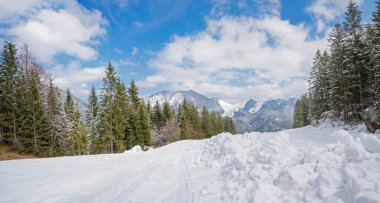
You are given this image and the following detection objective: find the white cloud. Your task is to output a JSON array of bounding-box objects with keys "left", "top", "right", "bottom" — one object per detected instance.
[
  {"left": 254, "top": 0, "right": 281, "bottom": 17},
  {"left": 116, "top": 59, "right": 139, "bottom": 67},
  {"left": 0, "top": 0, "right": 51, "bottom": 23},
  {"left": 114, "top": 48, "right": 123, "bottom": 54},
  {"left": 132, "top": 21, "right": 144, "bottom": 27},
  {"left": 51, "top": 61, "right": 105, "bottom": 97},
  {"left": 306, "top": 0, "right": 363, "bottom": 32},
  {"left": 131, "top": 47, "right": 138, "bottom": 56},
  {"left": 0, "top": 0, "right": 107, "bottom": 62},
  {"left": 141, "top": 16, "right": 327, "bottom": 103}
]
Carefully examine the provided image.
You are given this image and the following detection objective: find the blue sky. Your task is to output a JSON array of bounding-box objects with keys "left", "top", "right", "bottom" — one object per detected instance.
[{"left": 0, "top": 0, "right": 376, "bottom": 103}]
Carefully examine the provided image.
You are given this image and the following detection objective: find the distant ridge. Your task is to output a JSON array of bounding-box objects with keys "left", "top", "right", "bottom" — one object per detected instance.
[{"left": 147, "top": 90, "right": 297, "bottom": 133}]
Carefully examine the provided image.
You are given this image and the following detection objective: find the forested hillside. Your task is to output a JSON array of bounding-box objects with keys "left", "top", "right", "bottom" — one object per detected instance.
[
  {"left": 293, "top": 1, "right": 380, "bottom": 130},
  {"left": 0, "top": 42, "right": 236, "bottom": 158}
]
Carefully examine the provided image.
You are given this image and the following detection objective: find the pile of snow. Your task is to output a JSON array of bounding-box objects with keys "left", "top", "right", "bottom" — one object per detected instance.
[
  {"left": 123, "top": 145, "right": 143, "bottom": 153},
  {"left": 1, "top": 126, "right": 379, "bottom": 202},
  {"left": 190, "top": 128, "right": 380, "bottom": 202}
]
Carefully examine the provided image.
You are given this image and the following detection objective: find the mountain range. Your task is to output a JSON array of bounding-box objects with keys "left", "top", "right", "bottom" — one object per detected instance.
[
  {"left": 70, "top": 89, "right": 296, "bottom": 133},
  {"left": 146, "top": 90, "right": 297, "bottom": 133}
]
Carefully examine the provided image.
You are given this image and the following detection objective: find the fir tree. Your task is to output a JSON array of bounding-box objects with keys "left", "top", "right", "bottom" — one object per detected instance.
[
  {"left": 328, "top": 24, "right": 348, "bottom": 119},
  {"left": 113, "top": 80, "right": 128, "bottom": 152},
  {"left": 293, "top": 94, "right": 311, "bottom": 128},
  {"left": 210, "top": 111, "right": 218, "bottom": 135},
  {"left": 224, "top": 117, "right": 236, "bottom": 134},
  {"left": 162, "top": 100, "right": 173, "bottom": 125},
  {"left": 86, "top": 85, "right": 99, "bottom": 154},
  {"left": 138, "top": 101, "right": 151, "bottom": 146},
  {"left": 65, "top": 89, "right": 87, "bottom": 155},
  {"left": 0, "top": 41, "right": 20, "bottom": 146},
  {"left": 201, "top": 107, "right": 212, "bottom": 138},
  {"left": 128, "top": 80, "right": 139, "bottom": 106},
  {"left": 371, "top": 0, "right": 380, "bottom": 110},
  {"left": 146, "top": 101, "right": 152, "bottom": 116},
  {"left": 343, "top": 0, "right": 366, "bottom": 115},
  {"left": 125, "top": 104, "right": 138, "bottom": 149},
  {"left": 125, "top": 80, "right": 141, "bottom": 149},
  {"left": 28, "top": 69, "right": 50, "bottom": 154},
  {"left": 179, "top": 101, "right": 189, "bottom": 140},
  {"left": 46, "top": 80, "right": 66, "bottom": 156},
  {"left": 98, "top": 62, "right": 117, "bottom": 153},
  {"left": 189, "top": 103, "right": 202, "bottom": 138},
  {"left": 216, "top": 115, "right": 224, "bottom": 134},
  {"left": 151, "top": 101, "right": 163, "bottom": 129}
]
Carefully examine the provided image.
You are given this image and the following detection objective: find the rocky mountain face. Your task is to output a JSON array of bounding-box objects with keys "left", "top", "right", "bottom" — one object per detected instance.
[
  {"left": 232, "top": 98, "right": 297, "bottom": 133},
  {"left": 146, "top": 90, "right": 224, "bottom": 114},
  {"left": 147, "top": 90, "right": 297, "bottom": 133}
]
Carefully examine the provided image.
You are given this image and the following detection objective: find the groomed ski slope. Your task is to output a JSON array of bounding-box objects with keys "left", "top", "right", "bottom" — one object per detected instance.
[{"left": 1, "top": 126, "right": 380, "bottom": 203}]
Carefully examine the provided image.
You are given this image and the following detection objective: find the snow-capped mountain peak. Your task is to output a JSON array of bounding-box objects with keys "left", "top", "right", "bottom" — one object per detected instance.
[
  {"left": 218, "top": 100, "right": 246, "bottom": 117},
  {"left": 146, "top": 90, "right": 224, "bottom": 113},
  {"left": 147, "top": 90, "right": 297, "bottom": 133}
]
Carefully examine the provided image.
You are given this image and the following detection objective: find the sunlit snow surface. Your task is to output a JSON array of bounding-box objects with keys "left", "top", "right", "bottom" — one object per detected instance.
[{"left": 1, "top": 126, "right": 380, "bottom": 202}]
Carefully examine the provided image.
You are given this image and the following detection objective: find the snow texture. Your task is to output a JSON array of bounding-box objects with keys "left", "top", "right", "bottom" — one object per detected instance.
[
  {"left": 218, "top": 100, "right": 246, "bottom": 117},
  {"left": 1, "top": 126, "right": 380, "bottom": 202}
]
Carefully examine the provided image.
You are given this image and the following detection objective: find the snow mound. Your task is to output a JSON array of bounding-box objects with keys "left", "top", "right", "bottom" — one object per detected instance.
[
  {"left": 360, "top": 133, "right": 380, "bottom": 153},
  {"left": 192, "top": 129, "right": 380, "bottom": 202},
  {"left": 124, "top": 145, "right": 142, "bottom": 153},
  {"left": 1, "top": 127, "right": 379, "bottom": 202}
]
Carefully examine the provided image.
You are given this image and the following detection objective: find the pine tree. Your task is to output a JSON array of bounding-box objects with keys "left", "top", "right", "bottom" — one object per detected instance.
[
  {"left": 293, "top": 94, "right": 311, "bottom": 128},
  {"left": 128, "top": 80, "right": 139, "bottom": 106},
  {"left": 189, "top": 103, "right": 202, "bottom": 138},
  {"left": 0, "top": 41, "right": 20, "bottom": 146},
  {"left": 125, "top": 104, "right": 138, "bottom": 149},
  {"left": 146, "top": 101, "right": 152, "bottom": 116},
  {"left": 371, "top": 0, "right": 380, "bottom": 110},
  {"left": 28, "top": 69, "right": 50, "bottom": 154},
  {"left": 210, "top": 111, "right": 218, "bottom": 135},
  {"left": 162, "top": 100, "right": 173, "bottom": 125},
  {"left": 71, "top": 106, "right": 88, "bottom": 155},
  {"left": 138, "top": 101, "right": 151, "bottom": 146},
  {"left": 343, "top": 0, "right": 365, "bottom": 115},
  {"left": 328, "top": 24, "right": 348, "bottom": 119},
  {"left": 309, "top": 50, "right": 324, "bottom": 119},
  {"left": 229, "top": 117, "right": 237, "bottom": 134},
  {"left": 86, "top": 85, "right": 99, "bottom": 154},
  {"left": 216, "top": 115, "right": 224, "bottom": 134},
  {"left": 151, "top": 101, "right": 163, "bottom": 129},
  {"left": 15, "top": 69, "right": 30, "bottom": 151},
  {"left": 65, "top": 89, "right": 87, "bottom": 155},
  {"left": 98, "top": 62, "right": 117, "bottom": 153},
  {"left": 113, "top": 79, "right": 128, "bottom": 152},
  {"left": 201, "top": 107, "right": 212, "bottom": 138},
  {"left": 64, "top": 89, "right": 75, "bottom": 154},
  {"left": 224, "top": 117, "right": 237, "bottom": 134},
  {"left": 46, "top": 80, "right": 66, "bottom": 156},
  {"left": 179, "top": 112, "right": 188, "bottom": 140},
  {"left": 179, "top": 101, "right": 189, "bottom": 140},
  {"left": 125, "top": 80, "right": 141, "bottom": 149}
]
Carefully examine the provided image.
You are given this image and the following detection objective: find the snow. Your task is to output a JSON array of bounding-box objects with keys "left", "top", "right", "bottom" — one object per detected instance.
[
  {"left": 218, "top": 100, "right": 245, "bottom": 117},
  {"left": 1, "top": 126, "right": 380, "bottom": 202},
  {"left": 248, "top": 101, "right": 263, "bottom": 114},
  {"left": 123, "top": 145, "right": 143, "bottom": 153}
]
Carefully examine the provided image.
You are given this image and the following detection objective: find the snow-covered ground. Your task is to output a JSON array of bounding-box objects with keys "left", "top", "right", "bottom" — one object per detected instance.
[{"left": 1, "top": 126, "right": 380, "bottom": 202}]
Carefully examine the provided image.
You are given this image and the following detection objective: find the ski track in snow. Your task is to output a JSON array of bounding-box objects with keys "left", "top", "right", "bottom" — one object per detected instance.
[{"left": 1, "top": 126, "right": 380, "bottom": 203}]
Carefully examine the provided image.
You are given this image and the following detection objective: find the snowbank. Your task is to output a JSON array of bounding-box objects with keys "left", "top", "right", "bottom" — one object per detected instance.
[
  {"left": 191, "top": 129, "right": 380, "bottom": 202},
  {"left": 1, "top": 127, "right": 379, "bottom": 203},
  {"left": 123, "top": 145, "right": 143, "bottom": 153}
]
